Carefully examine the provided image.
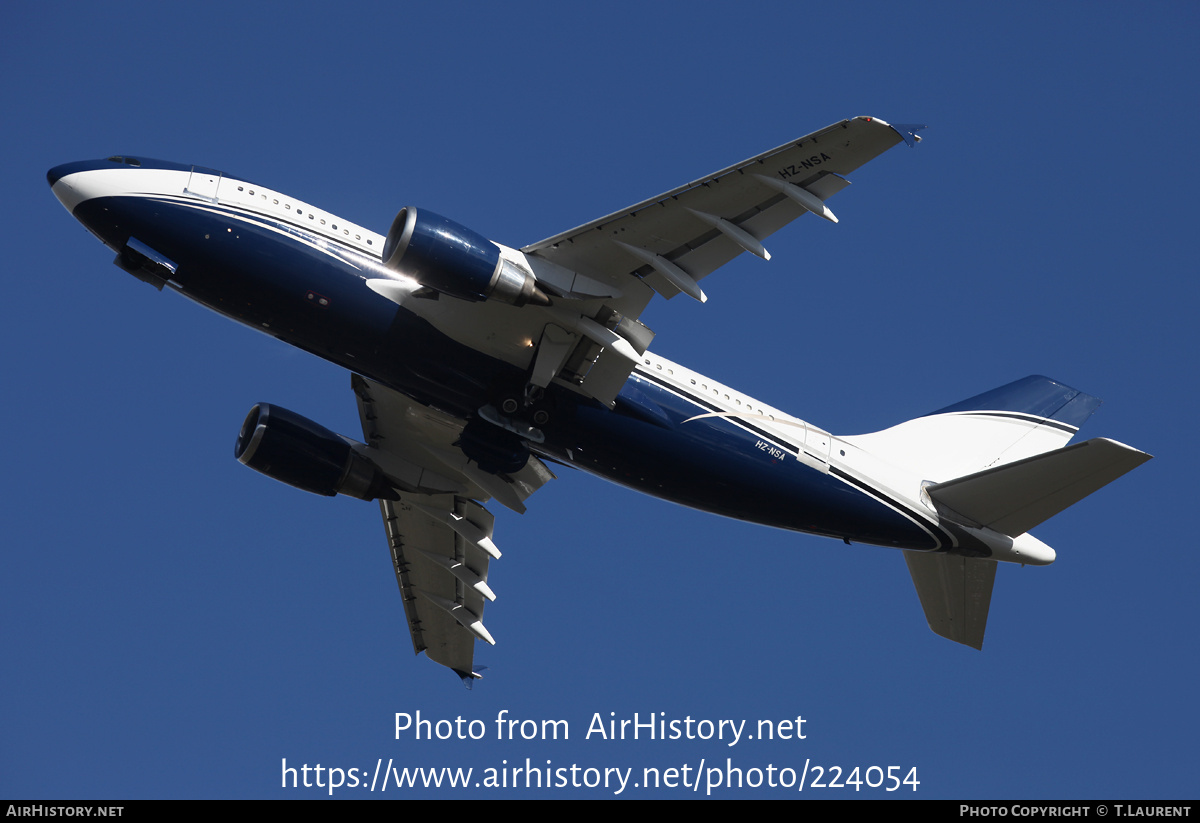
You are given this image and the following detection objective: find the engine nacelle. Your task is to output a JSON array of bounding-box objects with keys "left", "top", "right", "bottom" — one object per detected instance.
[
  {"left": 382, "top": 207, "right": 548, "bottom": 306},
  {"left": 234, "top": 404, "right": 397, "bottom": 501}
]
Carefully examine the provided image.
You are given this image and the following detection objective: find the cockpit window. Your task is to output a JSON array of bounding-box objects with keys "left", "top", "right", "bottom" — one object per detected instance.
[{"left": 105, "top": 156, "right": 141, "bottom": 167}]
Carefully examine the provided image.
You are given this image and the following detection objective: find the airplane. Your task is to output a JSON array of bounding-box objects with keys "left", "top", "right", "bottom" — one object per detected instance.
[{"left": 47, "top": 116, "right": 1151, "bottom": 686}]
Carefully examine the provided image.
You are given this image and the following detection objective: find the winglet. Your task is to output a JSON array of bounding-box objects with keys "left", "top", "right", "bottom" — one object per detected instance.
[
  {"left": 456, "top": 666, "right": 487, "bottom": 690},
  {"left": 889, "top": 123, "right": 926, "bottom": 147},
  {"left": 855, "top": 117, "right": 925, "bottom": 147}
]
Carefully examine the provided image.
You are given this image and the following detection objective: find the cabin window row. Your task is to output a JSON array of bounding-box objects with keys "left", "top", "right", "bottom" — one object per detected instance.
[{"left": 235, "top": 185, "right": 374, "bottom": 246}]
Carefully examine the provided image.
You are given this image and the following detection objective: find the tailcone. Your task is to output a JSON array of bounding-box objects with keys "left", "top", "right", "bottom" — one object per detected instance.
[{"left": 957, "top": 523, "right": 1057, "bottom": 565}]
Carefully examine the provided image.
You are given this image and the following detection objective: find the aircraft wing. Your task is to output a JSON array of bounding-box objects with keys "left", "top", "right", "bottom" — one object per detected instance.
[
  {"left": 352, "top": 375, "right": 555, "bottom": 685},
  {"left": 523, "top": 116, "right": 923, "bottom": 305}
]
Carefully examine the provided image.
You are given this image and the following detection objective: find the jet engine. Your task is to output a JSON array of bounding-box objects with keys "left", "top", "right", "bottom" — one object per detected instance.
[
  {"left": 382, "top": 207, "right": 549, "bottom": 307},
  {"left": 234, "top": 404, "right": 397, "bottom": 501}
]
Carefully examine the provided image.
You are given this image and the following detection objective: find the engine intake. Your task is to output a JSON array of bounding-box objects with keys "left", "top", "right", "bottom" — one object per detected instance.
[
  {"left": 382, "top": 207, "right": 548, "bottom": 306},
  {"left": 235, "top": 404, "right": 397, "bottom": 501}
]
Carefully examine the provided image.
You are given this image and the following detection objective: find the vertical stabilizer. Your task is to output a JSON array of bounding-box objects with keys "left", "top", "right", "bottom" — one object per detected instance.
[{"left": 842, "top": 376, "right": 1102, "bottom": 481}]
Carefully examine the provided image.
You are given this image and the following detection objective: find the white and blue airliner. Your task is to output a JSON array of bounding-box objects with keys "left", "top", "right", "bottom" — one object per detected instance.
[{"left": 48, "top": 116, "right": 1150, "bottom": 685}]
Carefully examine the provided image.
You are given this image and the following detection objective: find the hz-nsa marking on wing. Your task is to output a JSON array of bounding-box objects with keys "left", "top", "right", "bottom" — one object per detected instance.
[{"left": 775, "top": 152, "right": 834, "bottom": 178}]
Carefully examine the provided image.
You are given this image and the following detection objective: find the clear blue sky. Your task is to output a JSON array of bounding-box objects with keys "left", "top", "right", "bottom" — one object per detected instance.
[{"left": 3, "top": 1, "right": 1196, "bottom": 799}]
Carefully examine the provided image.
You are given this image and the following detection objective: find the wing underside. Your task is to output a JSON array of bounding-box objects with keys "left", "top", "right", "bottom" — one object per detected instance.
[
  {"left": 524, "top": 117, "right": 922, "bottom": 303},
  {"left": 352, "top": 374, "right": 554, "bottom": 684},
  {"left": 378, "top": 493, "right": 498, "bottom": 680},
  {"left": 503, "top": 117, "right": 923, "bottom": 411}
]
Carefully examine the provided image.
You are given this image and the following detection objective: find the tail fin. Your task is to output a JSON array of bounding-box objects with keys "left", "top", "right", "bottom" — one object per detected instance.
[
  {"left": 858, "top": 377, "right": 1151, "bottom": 651},
  {"left": 842, "top": 375, "right": 1103, "bottom": 481},
  {"left": 905, "top": 437, "right": 1150, "bottom": 650}
]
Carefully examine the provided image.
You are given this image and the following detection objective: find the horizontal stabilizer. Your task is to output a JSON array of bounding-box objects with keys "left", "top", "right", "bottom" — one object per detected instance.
[
  {"left": 927, "top": 438, "right": 1152, "bottom": 537},
  {"left": 904, "top": 551, "right": 996, "bottom": 650}
]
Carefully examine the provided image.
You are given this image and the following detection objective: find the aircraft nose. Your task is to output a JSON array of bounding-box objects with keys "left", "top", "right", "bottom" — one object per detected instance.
[
  {"left": 47, "top": 160, "right": 108, "bottom": 215},
  {"left": 47, "top": 163, "right": 71, "bottom": 187},
  {"left": 48, "top": 165, "right": 81, "bottom": 214}
]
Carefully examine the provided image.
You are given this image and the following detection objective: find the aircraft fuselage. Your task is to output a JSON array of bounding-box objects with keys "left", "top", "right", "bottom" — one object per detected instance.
[{"left": 48, "top": 158, "right": 990, "bottom": 556}]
